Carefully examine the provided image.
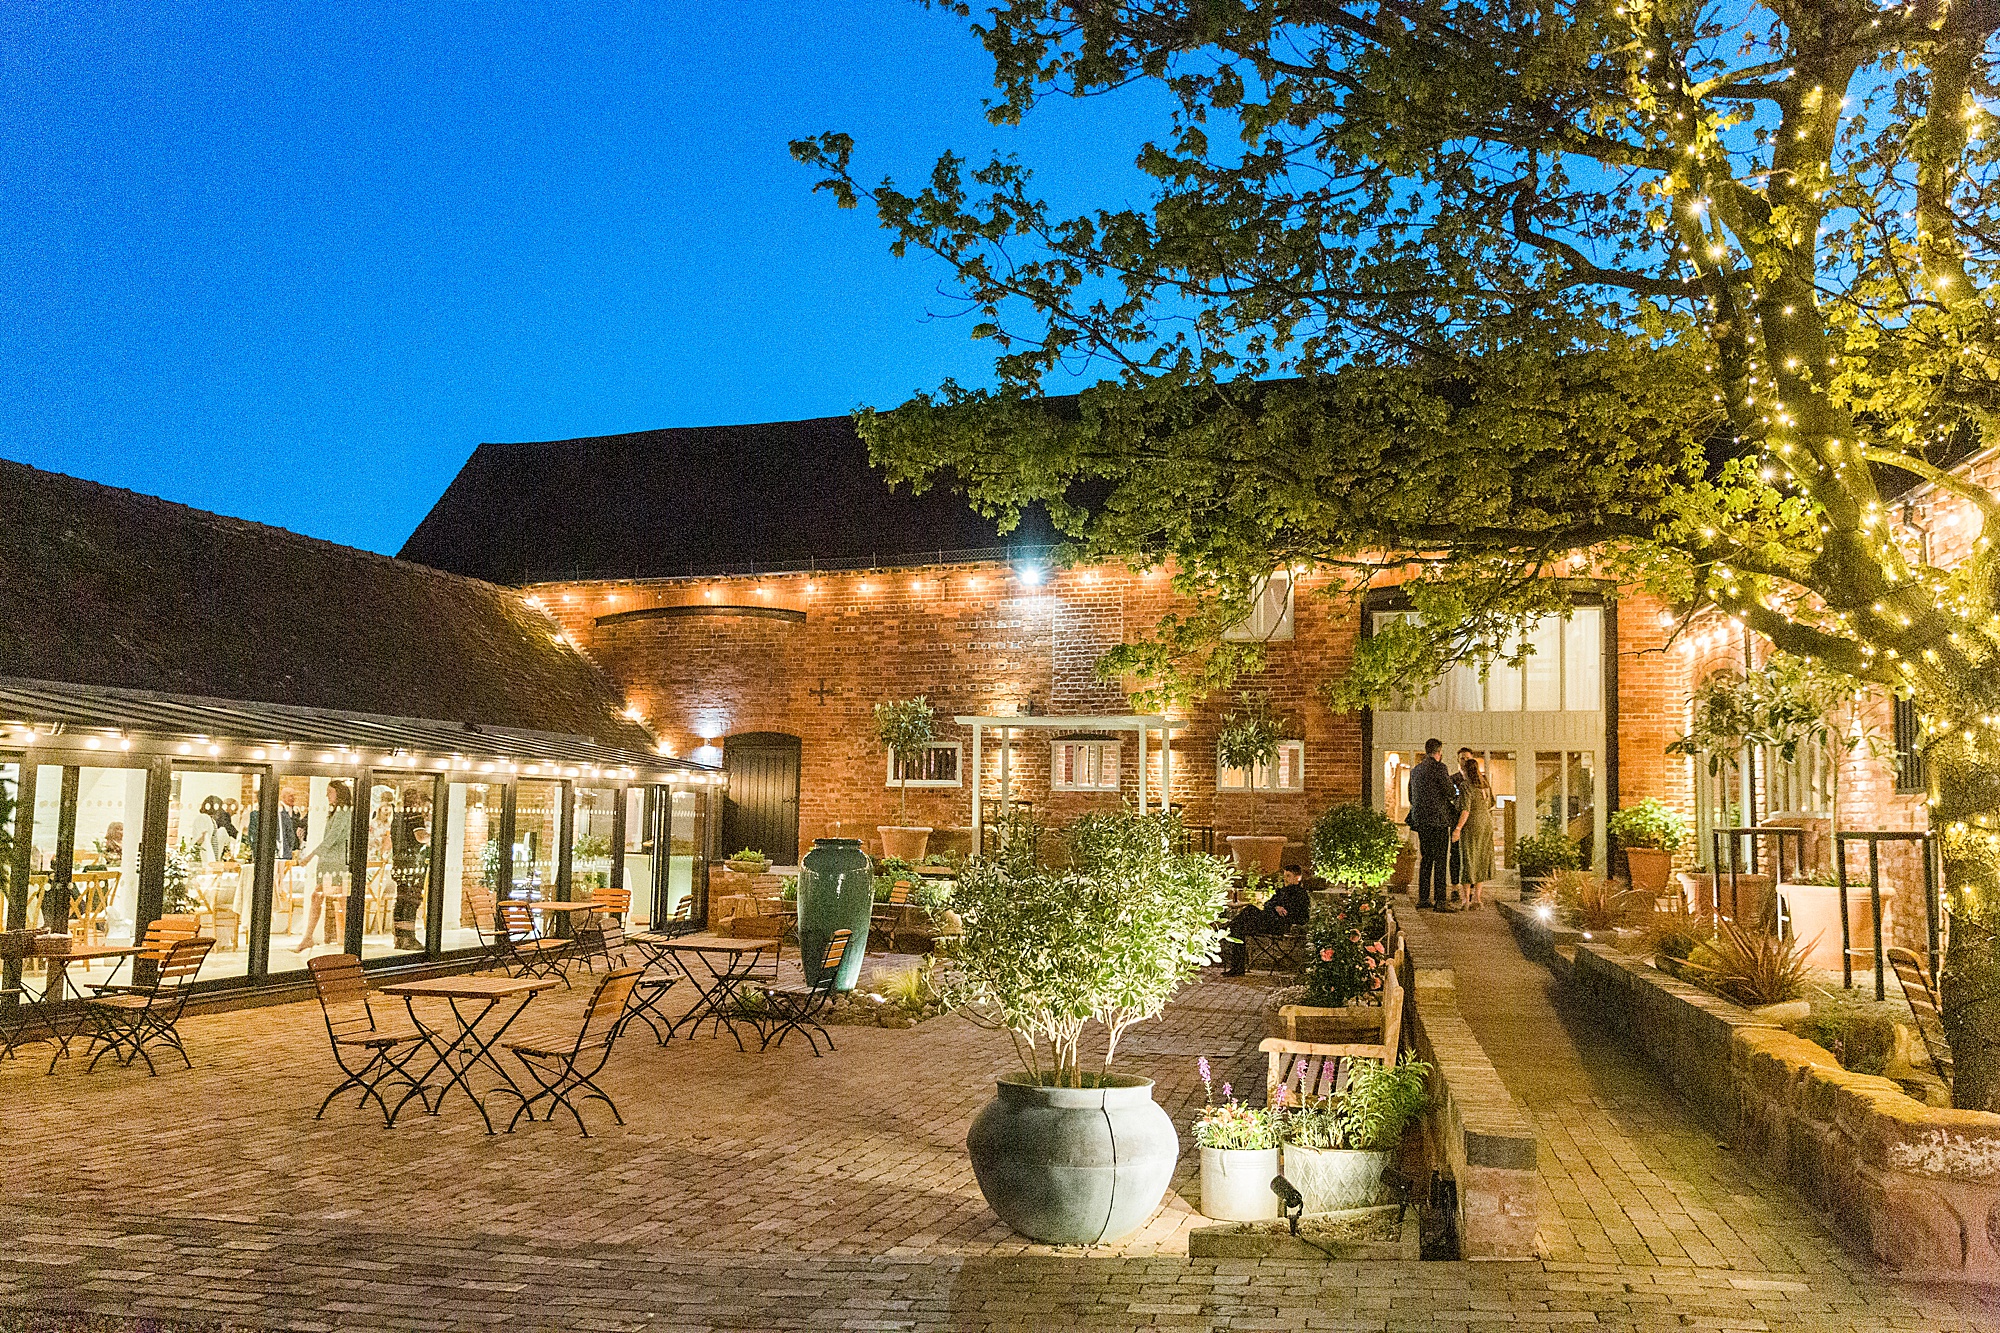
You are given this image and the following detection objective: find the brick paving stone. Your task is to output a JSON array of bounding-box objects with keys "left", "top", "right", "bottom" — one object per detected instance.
[{"left": 0, "top": 930, "right": 1996, "bottom": 1331}]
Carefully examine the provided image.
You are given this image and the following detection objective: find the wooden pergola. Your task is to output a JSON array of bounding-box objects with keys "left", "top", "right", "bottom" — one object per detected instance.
[{"left": 957, "top": 713, "right": 1189, "bottom": 846}]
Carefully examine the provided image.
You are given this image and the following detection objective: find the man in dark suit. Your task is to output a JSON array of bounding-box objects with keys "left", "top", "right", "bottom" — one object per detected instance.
[
  {"left": 1223, "top": 864, "right": 1315, "bottom": 975},
  {"left": 1408, "top": 737, "right": 1459, "bottom": 912}
]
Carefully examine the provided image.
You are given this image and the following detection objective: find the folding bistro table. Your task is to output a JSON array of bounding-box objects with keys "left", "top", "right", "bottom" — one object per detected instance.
[
  {"left": 659, "top": 933, "right": 777, "bottom": 1052},
  {"left": 380, "top": 975, "right": 558, "bottom": 1133}
]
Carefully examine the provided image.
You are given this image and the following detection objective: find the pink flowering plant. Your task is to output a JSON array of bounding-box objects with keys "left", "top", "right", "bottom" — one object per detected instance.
[
  {"left": 1193, "top": 1055, "right": 1283, "bottom": 1150},
  {"left": 1302, "top": 909, "right": 1389, "bottom": 1008}
]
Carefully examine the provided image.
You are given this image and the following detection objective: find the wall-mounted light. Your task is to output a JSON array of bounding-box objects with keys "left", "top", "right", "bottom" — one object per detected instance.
[{"left": 1017, "top": 565, "right": 1045, "bottom": 587}]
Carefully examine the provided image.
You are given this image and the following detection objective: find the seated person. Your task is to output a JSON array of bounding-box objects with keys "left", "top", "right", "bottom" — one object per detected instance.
[{"left": 1223, "top": 864, "right": 1316, "bottom": 975}]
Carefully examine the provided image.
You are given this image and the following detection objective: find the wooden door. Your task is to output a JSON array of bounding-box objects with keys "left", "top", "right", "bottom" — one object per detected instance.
[{"left": 721, "top": 733, "right": 800, "bottom": 865}]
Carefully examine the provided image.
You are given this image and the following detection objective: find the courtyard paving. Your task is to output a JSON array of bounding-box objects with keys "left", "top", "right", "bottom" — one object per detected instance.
[{"left": 0, "top": 907, "right": 1993, "bottom": 1331}]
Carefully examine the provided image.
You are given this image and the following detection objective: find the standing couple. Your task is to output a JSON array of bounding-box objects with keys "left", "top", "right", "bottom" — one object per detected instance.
[{"left": 1406, "top": 738, "right": 1494, "bottom": 912}]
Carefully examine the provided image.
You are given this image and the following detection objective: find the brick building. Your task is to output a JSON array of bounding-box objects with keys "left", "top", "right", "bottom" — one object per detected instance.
[{"left": 404, "top": 415, "right": 1722, "bottom": 890}]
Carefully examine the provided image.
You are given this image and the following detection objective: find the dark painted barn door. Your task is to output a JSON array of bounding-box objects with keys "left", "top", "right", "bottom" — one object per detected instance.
[{"left": 721, "top": 733, "right": 801, "bottom": 865}]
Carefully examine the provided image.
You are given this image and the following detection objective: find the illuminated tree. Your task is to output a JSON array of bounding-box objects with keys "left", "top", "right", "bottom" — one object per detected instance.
[{"left": 795, "top": 1, "right": 2000, "bottom": 1108}]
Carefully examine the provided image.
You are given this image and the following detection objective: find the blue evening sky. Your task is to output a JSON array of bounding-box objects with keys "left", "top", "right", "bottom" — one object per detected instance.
[{"left": 0, "top": 2, "right": 1166, "bottom": 553}]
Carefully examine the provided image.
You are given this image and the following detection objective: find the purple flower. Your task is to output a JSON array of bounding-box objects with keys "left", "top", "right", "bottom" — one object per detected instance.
[
  {"left": 1198, "top": 1055, "right": 1211, "bottom": 1086},
  {"left": 1273, "top": 1085, "right": 1290, "bottom": 1110},
  {"left": 1222, "top": 1081, "right": 1232, "bottom": 1101}
]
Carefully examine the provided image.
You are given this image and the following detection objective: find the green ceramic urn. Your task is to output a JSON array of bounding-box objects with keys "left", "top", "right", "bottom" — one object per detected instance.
[{"left": 798, "top": 837, "right": 873, "bottom": 990}]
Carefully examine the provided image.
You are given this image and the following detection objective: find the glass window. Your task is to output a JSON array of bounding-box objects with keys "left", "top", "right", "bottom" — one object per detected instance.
[
  {"left": 573, "top": 787, "right": 617, "bottom": 896},
  {"left": 1564, "top": 608, "right": 1603, "bottom": 711},
  {"left": 513, "top": 780, "right": 561, "bottom": 898},
  {"left": 1486, "top": 629, "right": 1522, "bottom": 712},
  {"left": 280, "top": 776, "right": 358, "bottom": 963},
  {"left": 665, "top": 786, "right": 702, "bottom": 923},
  {"left": 1219, "top": 740, "right": 1304, "bottom": 792},
  {"left": 163, "top": 768, "right": 261, "bottom": 980},
  {"left": 362, "top": 778, "right": 434, "bottom": 960},
  {"left": 69, "top": 767, "right": 148, "bottom": 948},
  {"left": 624, "top": 786, "right": 654, "bottom": 925},
  {"left": 1224, "top": 572, "right": 1295, "bottom": 642},
  {"left": 0, "top": 761, "right": 19, "bottom": 931},
  {"left": 440, "top": 781, "right": 503, "bottom": 953},
  {"left": 1053, "top": 740, "right": 1121, "bottom": 792},
  {"left": 1523, "top": 616, "right": 1562, "bottom": 711},
  {"left": 887, "top": 743, "right": 962, "bottom": 787}
]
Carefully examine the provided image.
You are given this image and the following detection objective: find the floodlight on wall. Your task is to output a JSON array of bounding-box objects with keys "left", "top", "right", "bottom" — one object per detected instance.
[
  {"left": 1016, "top": 565, "right": 1045, "bottom": 587},
  {"left": 177, "top": 743, "right": 192, "bottom": 755}
]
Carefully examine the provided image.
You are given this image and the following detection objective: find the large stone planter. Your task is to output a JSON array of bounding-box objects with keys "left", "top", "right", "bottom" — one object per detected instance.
[
  {"left": 1227, "top": 835, "right": 1288, "bottom": 876},
  {"left": 967, "top": 1074, "right": 1178, "bottom": 1245},
  {"left": 877, "top": 826, "right": 933, "bottom": 862},
  {"left": 1779, "top": 882, "right": 1895, "bottom": 971},
  {"left": 1199, "top": 1146, "right": 1281, "bottom": 1221},
  {"left": 798, "top": 838, "right": 873, "bottom": 990},
  {"left": 1282, "top": 1145, "right": 1393, "bottom": 1213},
  {"left": 1623, "top": 847, "right": 1675, "bottom": 897}
]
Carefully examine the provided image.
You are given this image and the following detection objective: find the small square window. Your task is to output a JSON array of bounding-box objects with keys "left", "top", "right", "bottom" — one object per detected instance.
[
  {"left": 1051, "top": 740, "right": 1121, "bottom": 791},
  {"left": 887, "top": 743, "right": 962, "bottom": 788},
  {"left": 1218, "top": 740, "right": 1305, "bottom": 792}
]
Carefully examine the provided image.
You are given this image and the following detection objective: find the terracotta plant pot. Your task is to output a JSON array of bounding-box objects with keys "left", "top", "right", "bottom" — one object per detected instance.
[
  {"left": 1779, "top": 881, "right": 1896, "bottom": 971},
  {"left": 1388, "top": 842, "right": 1417, "bottom": 890},
  {"left": 1624, "top": 847, "right": 1675, "bottom": 897},
  {"left": 878, "top": 826, "right": 933, "bottom": 862},
  {"left": 1226, "top": 835, "right": 1288, "bottom": 876}
]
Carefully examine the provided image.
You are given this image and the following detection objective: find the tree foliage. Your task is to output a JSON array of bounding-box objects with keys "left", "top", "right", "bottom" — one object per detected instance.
[{"left": 796, "top": 1, "right": 2000, "bottom": 1108}]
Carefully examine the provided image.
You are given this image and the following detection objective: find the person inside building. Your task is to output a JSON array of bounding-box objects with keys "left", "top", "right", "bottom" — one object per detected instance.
[
  {"left": 1222, "top": 863, "right": 1316, "bottom": 975},
  {"left": 1408, "top": 737, "right": 1459, "bottom": 912}
]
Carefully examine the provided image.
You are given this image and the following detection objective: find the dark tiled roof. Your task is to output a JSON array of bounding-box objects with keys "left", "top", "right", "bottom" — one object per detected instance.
[
  {"left": 0, "top": 458, "right": 652, "bottom": 747},
  {"left": 397, "top": 415, "right": 1058, "bottom": 583}
]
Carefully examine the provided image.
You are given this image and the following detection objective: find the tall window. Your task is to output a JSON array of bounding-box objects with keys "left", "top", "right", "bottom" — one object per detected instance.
[
  {"left": 1372, "top": 608, "right": 1603, "bottom": 712},
  {"left": 164, "top": 768, "right": 261, "bottom": 979},
  {"left": 1052, "top": 740, "right": 1121, "bottom": 791},
  {"left": 1223, "top": 572, "right": 1295, "bottom": 642}
]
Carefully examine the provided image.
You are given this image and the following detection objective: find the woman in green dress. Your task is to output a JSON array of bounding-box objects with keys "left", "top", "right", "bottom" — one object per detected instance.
[{"left": 1452, "top": 756, "right": 1495, "bottom": 909}]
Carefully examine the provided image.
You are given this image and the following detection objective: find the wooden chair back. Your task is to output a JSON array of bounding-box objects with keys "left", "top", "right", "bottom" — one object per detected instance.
[
  {"left": 590, "top": 885, "right": 631, "bottom": 916},
  {"left": 139, "top": 913, "right": 202, "bottom": 961},
  {"left": 885, "top": 879, "right": 913, "bottom": 907},
  {"left": 577, "top": 967, "right": 642, "bottom": 1051},
  {"left": 308, "top": 952, "right": 380, "bottom": 1040},
  {"left": 597, "top": 918, "right": 627, "bottom": 956},
  {"left": 464, "top": 884, "right": 499, "bottom": 934},
  {"left": 820, "top": 928, "right": 853, "bottom": 973},
  {"left": 497, "top": 900, "right": 539, "bottom": 944},
  {"left": 152, "top": 937, "right": 215, "bottom": 996},
  {"left": 1889, "top": 947, "right": 1953, "bottom": 1087}
]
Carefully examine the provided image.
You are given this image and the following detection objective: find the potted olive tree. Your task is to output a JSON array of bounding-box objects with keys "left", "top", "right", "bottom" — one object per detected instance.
[
  {"left": 940, "top": 810, "right": 1231, "bottom": 1244},
  {"left": 1217, "top": 693, "right": 1291, "bottom": 874},
  {"left": 873, "top": 696, "right": 938, "bottom": 863},
  {"left": 1607, "top": 799, "right": 1686, "bottom": 897},
  {"left": 1281, "top": 1055, "right": 1432, "bottom": 1213}
]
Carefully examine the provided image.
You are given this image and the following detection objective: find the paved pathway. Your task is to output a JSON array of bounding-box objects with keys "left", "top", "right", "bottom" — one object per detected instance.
[{"left": 0, "top": 912, "right": 1993, "bottom": 1331}]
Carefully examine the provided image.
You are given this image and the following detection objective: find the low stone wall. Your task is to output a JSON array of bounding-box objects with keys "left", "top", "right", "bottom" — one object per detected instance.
[
  {"left": 1398, "top": 911, "right": 1539, "bottom": 1259},
  {"left": 1502, "top": 902, "right": 2000, "bottom": 1283}
]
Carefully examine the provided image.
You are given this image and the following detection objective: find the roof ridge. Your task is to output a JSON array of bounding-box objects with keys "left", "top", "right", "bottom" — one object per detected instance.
[
  {"left": 475, "top": 412, "right": 860, "bottom": 450},
  {"left": 0, "top": 454, "right": 517, "bottom": 598}
]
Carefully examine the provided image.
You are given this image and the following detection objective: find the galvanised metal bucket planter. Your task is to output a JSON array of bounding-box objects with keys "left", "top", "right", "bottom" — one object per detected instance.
[
  {"left": 1282, "top": 1145, "right": 1393, "bottom": 1213},
  {"left": 1199, "top": 1146, "right": 1281, "bottom": 1221},
  {"left": 798, "top": 837, "right": 873, "bottom": 990},
  {"left": 967, "top": 1073, "right": 1178, "bottom": 1245}
]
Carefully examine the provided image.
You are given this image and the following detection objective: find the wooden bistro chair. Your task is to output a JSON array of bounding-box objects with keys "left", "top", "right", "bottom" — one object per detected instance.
[
  {"left": 501, "top": 967, "right": 642, "bottom": 1136},
  {"left": 85, "top": 913, "right": 200, "bottom": 998},
  {"left": 307, "top": 953, "right": 433, "bottom": 1124},
  {"left": 497, "top": 899, "right": 573, "bottom": 988},
  {"left": 1889, "top": 947, "right": 1954, "bottom": 1092},
  {"left": 657, "top": 896, "right": 700, "bottom": 939},
  {"left": 756, "top": 928, "right": 851, "bottom": 1057},
  {"left": 870, "top": 878, "right": 916, "bottom": 953},
  {"left": 80, "top": 937, "right": 214, "bottom": 1075},
  {"left": 573, "top": 886, "right": 634, "bottom": 974}
]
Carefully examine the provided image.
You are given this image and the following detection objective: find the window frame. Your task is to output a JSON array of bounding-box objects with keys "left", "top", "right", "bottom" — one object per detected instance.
[
  {"left": 1217, "top": 739, "right": 1306, "bottom": 793},
  {"left": 1894, "top": 696, "right": 1926, "bottom": 794},
  {"left": 1222, "top": 571, "right": 1296, "bottom": 643},
  {"left": 1050, "top": 739, "right": 1122, "bottom": 792},
  {"left": 885, "top": 741, "right": 964, "bottom": 789}
]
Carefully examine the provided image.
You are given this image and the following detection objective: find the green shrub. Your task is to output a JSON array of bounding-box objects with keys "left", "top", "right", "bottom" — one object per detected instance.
[
  {"left": 1607, "top": 799, "right": 1688, "bottom": 853},
  {"left": 1302, "top": 907, "right": 1391, "bottom": 1007},
  {"left": 1682, "top": 920, "right": 1814, "bottom": 1007},
  {"left": 1798, "top": 1012, "right": 1894, "bottom": 1075},
  {"left": 1285, "top": 1055, "right": 1434, "bottom": 1151},
  {"left": 1515, "top": 823, "right": 1582, "bottom": 878},
  {"left": 1309, "top": 804, "right": 1402, "bottom": 889}
]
